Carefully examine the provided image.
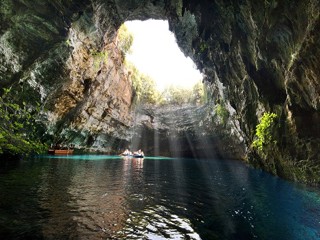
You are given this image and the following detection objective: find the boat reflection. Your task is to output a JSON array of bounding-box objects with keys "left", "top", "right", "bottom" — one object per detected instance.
[{"left": 121, "top": 156, "right": 144, "bottom": 170}]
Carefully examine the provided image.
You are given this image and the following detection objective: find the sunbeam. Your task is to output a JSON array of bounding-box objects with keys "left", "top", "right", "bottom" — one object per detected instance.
[{"left": 153, "top": 127, "right": 160, "bottom": 157}]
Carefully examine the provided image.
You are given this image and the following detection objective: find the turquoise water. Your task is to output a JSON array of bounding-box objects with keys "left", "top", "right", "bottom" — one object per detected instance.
[
  {"left": 39, "top": 154, "right": 173, "bottom": 160},
  {"left": 0, "top": 155, "right": 320, "bottom": 239}
]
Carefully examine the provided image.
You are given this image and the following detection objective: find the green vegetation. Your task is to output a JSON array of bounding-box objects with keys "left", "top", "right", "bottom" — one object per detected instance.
[
  {"left": 162, "top": 86, "right": 191, "bottom": 105},
  {"left": 117, "top": 24, "right": 133, "bottom": 55},
  {"left": 215, "top": 101, "right": 229, "bottom": 126},
  {"left": 118, "top": 22, "right": 205, "bottom": 106},
  {"left": 90, "top": 24, "right": 133, "bottom": 71},
  {"left": 192, "top": 81, "right": 207, "bottom": 104},
  {"left": 0, "top": 88, "right": 47, "bottom": 156},
  {"left": 126, "top": 61, "right": 205, "bottom": 106},
  {"left": 126, "top": 61, "right": 162, "bottom": 105},
  {"left": 65, "top": 39, "right": 71, "bottom": 46},
  {"left": 252, "top": 112, "right": 278, "bottom": 153},
  {"left": 91, "top": 50, "right": 108, "bottom": 70},
  {"left": 199, "top": 42, "right": 208, "bottom": 53},
  {"left": 171, "top": 0, "right": 183, "bottom": 17},
  {"left": 162, "top": 82, "right": 205, "bottom": 105}
]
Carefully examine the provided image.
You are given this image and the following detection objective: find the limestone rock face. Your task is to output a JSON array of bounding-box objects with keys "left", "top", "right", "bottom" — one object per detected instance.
[
  {"left": 0, "top": 0, "right": 134, "bottom": 152},
  {"left": 133, "top": 104, "right": 245, "bottom": 159},
  {"left": 182, "top": 0, "right": 320, "bottom": 184},
  {"left": 1, "top": 0, "right": 319, "bottom": 183},
  {"left": 47, "top": 12, "right": 134, "bottom": 152}
]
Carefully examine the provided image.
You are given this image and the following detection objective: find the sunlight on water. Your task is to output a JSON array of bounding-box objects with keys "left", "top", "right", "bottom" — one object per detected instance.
[
  {"left": 1, "top": 156, "right": 320, "bottom": 239},
  {"left": 118, "top": 205, "right": 201, "bottom": 240}
]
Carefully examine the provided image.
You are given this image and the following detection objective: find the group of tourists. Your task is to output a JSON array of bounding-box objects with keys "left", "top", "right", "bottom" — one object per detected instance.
[{"left": 121, "top": 148, "right": 144, "bottom": 157}]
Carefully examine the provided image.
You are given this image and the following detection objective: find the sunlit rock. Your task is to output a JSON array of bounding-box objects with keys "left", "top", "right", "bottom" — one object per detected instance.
[{"left": 133, "top": 104, "right": 246, "bottom": 159}]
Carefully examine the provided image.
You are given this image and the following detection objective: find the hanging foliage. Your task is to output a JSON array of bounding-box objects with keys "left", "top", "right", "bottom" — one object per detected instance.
[{"left": 0, "top": 88, "right": 47, "bottom": 156}]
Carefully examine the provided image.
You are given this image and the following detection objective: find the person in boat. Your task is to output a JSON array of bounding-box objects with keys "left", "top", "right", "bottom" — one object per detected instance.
[
  {"left": 121, "top": 149, "right": 132, "bottom": 156},
  {"left": 133, "top": 149, "right": 144, "bottom": 157},
  {"left": 140, "top": 150, "right": 145, "bottom": 157}
]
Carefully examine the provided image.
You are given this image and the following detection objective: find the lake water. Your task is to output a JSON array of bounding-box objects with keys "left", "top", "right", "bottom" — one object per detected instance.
[{"left": 0, "top": 155, "right": 320, "bottom": 239}]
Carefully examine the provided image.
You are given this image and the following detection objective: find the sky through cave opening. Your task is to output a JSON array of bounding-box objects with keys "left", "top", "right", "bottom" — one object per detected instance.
[{"left": 123, "top": 19, "right": 203, "bottom": 92}]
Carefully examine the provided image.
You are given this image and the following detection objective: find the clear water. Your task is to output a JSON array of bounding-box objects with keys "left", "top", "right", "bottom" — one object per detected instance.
[{"left": 0, "top": 155, "right": 320, "bottom": 239}]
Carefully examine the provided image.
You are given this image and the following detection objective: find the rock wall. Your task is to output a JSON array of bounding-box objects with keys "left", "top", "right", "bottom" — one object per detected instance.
[
  {"left": 1, "top": 0, "right": 319, "bottom": 183},
  {"left": 132, "top": 104, "right": 245, "bottom": 159},
  {"left": 179, "top": 0, "right": 320, "bottom": 184},
  {"left": 0, "top": 0, "right": 134, "bottom": 152},
  {"left": 47, "top": 9, "right": 134, "bottom": 152}
]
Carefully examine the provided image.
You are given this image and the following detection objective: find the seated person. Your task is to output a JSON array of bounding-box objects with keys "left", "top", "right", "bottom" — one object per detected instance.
[
  {"left": 133, "top": 149, "right": 144, "bottom": 157},
  {"left": 121, "top": 149, "right": 131, "bottom": 156}
]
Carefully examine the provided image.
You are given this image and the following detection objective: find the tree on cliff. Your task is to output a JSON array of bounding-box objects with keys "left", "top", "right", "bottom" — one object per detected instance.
[
  {"left": 118, "top": 24, "right": 162, "bottom": 105},
  {"left": 117, "top": 24, "right": 133, "bottom": 56},
  {"left": 161, "top": 81, "right": 205, "bottom": 106},
  {"left": 125, "top": 61, "right": 162, "bottom": 105}
]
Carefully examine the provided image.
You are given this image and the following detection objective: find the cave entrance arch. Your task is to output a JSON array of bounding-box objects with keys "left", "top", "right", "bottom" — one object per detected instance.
[
  {"left": 0, "top": 1, "right": 244, "bottom": 158},
  {"left": 49, "top": 2, "right": 239, "bottom": 158},
  {"left": 117, "top": 19, "right": 215, "bottom": 157}
]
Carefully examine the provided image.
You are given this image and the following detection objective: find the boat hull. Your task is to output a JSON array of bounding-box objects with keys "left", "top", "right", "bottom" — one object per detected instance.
[
  {"left": 121, "top": 154, "right": 144, "bottom": 158},
  {"left": 132, "top": 155, "right": 144, "bottom": 158},
  {"left": 48, "top": 149, "right": 74, "bottom": 155}
]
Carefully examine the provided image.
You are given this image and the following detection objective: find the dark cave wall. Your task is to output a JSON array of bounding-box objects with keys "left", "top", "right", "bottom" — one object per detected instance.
[
  {"left": 0, "top": 0, "right": 319, "bottom": 183},
  {"left": 182, "top": 0, "right": 320, "bottom": 183}
]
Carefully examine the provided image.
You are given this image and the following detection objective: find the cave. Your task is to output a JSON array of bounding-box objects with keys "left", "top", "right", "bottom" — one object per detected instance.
[{"left": 0, "top": 0, "right": 319, "bottom": 184}]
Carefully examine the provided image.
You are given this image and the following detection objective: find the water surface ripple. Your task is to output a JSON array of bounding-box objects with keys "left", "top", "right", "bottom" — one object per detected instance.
[{"left": 0, "top": 155, "right": 320, "bottom": 239}]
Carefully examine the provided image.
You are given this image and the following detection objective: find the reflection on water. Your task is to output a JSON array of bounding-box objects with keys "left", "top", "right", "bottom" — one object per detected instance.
[
  {"left": 119, "top": 205, "right": 201, "bottom": 240},
  {"left": 39, "top": 157, "right": 132, "bottom": 239},
  {"left": 0, "top": 155, "right": 320, "bottom": 239}
]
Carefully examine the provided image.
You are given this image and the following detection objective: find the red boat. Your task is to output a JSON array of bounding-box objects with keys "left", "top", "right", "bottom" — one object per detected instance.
[{"left": 48, "top": 149, "right": 74, "bottom": 155}]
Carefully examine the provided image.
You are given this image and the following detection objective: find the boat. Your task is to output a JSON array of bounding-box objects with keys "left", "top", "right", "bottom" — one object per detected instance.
[
  {"left": 120, "top": 149, "right": 144, "bottom": 158},
  {"left": 121, "top": 153, "right": 132, "bottom": 157},
  {"left": 48, "top": 149, "right": 74, "bottom": 155},
  {"left": 132, "top": 154, "right": 144, "bottom": 158},
  {"left": 120, "top": 154, "right": 144, "bottom": 158}
]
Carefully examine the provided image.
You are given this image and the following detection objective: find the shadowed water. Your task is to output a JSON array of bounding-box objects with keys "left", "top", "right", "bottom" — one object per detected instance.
[{"left": 0, "top": 155, "right": 320, "bottom": 239}]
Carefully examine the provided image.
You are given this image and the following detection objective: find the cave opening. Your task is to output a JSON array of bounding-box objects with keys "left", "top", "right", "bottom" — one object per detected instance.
[
  {"left": 123, "top": 19, "right": 203, "bottom": 92},
  {"left": 111, "top": 18, "right": 229, "bottom": 158},
  {"left": 113, "top": 19, "right": 219, "bottom": 158}
]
